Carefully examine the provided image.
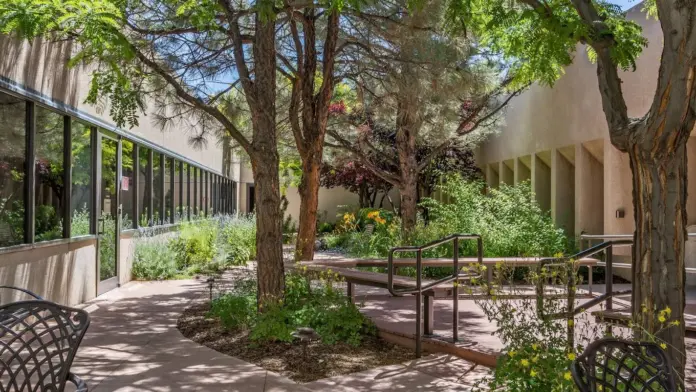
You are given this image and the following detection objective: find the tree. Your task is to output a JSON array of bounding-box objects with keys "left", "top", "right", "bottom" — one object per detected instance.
[
  {"left": 276, "top": 5, "right": 342, "bottom": 261},
  {"left": 0, "top": 0, "right": 287, "bottom": 303},
  {"left": 454, "top": 0, "right": 692, "bottom": 380},
  {"left": 324, "top": 120, "right": 480, "bottom": 213},
  {"left": 320, "top": 159, "right": 395, "bottom": 209},
  {"left": 329, "top": 0, "right": 519, "bottom": 232}
]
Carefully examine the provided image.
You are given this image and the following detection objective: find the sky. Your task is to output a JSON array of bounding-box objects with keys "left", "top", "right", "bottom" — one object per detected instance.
[{"left": 612, "top": 0, "right": 640, "bottom": 10}]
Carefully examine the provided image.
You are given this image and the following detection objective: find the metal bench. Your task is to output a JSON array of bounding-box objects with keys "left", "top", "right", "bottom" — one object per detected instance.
[
  {"left": 0, "top": 293, "right": 90, "bottom": 391},
  {"left": 571, "top": 338, "right": 677, "bottom": 392}
]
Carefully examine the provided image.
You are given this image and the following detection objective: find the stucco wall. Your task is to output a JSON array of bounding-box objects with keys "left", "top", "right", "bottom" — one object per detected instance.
[
  {"left": 0, "top": 238, "right": 97, "bottom": 305},
  {"left": 477, "top": 7, "right": 662, "bottom": 164},
  {"left": 0, "top": 35, "right": 225, "bottom": 173},
  {"left": 282, "top": 186, "right": 400, "bottom": 225}
]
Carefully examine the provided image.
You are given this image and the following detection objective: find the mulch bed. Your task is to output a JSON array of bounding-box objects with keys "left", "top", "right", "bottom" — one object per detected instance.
[{"left": 177, "top": 302, "right": 417, "bottom": 383}]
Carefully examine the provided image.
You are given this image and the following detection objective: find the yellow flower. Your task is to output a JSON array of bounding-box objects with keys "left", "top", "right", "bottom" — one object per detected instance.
[
  {"left": 664, "top": 306, "right": 672, "bottom": 316},
  {"left": 672, "top": 320, "right": 681, "bottom": 326},
  {"left": 564, "top": 372, "right": 572, "bottom": 381},
  {"left": 530, "top": 369, "right": 537, "bottom": 377},
  {"left": 567, "top": 353, "right": 576, "bottom": 361},
  {"left": 567, "top": 319, "right": 574, "bottom": 327},
  {"left": 508, "top": 350, "right": 516, "bottom": 358},
  {"left": 531, "top": 344, "right": 538, "bottom": 351},
  {"left": 532, "top": 355, "right": 539, "bottom": 363},
  {"left": 660, "top": 343, "right": 667, "bottom": 350},
  {"left": 520, "top": 359, "right": 530, "bottom": 367},
  {"left": 658, "top": 315, "right": 666, "bottom": 323}
]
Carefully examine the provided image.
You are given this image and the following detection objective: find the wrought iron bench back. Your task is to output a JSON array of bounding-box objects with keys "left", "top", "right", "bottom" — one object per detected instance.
[
  {"left": 571, "top": 338, "right": 678, "bottom": 392},
  {"left": 0, "top": 300, "right": 90, "bottom": 391}
]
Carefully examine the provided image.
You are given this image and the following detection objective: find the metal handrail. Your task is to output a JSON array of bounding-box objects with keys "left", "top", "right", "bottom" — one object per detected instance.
[
  {"left": 536, "top": 240, "right": 633, "bottom": 348},
  {"left": 537, "top": 239, "right": 632, "bottom": 316},
  {"left": 387, "top": 233, "right": 483, "bottom": 357}
]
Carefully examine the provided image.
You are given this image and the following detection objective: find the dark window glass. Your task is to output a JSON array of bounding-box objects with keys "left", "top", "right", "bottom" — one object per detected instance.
[
  {"left": 153, "top": 153, "right": 162, "bottom": 225},
  {"left": 137, "top": 146, "right": 151, "bottom": 227},
  {"left": 184, "top": 163, "right": 190, "bottom": 220},
  {"left": 164, "top": 157, "right": 172, "bottom": 223},
  {"left": 70, "top": 121, "right": 91, "bottom": 236},
  {"left": 35, "top": 106, "right": 64, "bottom": 242},
  {"left": 173, "top": 160, "right": 181, "bottom": 222},
  {"left": 0, "top": 93, "right": 25, "bottom": 246},
  {"left": 189, "top": 166, "right": 197, "bottom": 218},
  {"left": 121, "top": 140, "right": 134, "bottom": 229}
]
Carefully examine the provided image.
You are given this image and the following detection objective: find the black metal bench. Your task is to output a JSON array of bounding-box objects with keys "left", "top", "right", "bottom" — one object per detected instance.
[
  {"left": 0, "top": 289, "right": 91, "bottom": 391},
  {"left": 571, "top": 338, "right": 677, "bottom": 392}
]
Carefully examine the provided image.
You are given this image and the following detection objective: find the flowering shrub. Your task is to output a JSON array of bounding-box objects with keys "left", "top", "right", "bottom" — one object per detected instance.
[{"left": 469, "top": 261, "right": 679, "bottom": 392}]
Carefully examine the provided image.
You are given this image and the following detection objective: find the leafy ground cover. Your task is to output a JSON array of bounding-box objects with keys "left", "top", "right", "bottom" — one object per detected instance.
[{"left": 177, "top": 267, "right": 415, "bottom": 382}]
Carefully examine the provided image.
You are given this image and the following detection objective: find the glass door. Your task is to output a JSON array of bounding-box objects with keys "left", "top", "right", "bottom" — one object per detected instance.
[{"left": 97, "top": 135, "right": 120, "bottom": 295}]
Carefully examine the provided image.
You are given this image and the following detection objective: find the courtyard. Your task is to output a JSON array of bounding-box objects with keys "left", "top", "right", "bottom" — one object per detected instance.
[{"left": 2, "top": 0, "right": 696, "bottom": 390}]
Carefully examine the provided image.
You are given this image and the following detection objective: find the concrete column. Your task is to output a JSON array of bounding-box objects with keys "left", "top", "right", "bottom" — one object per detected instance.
[
  {"left": 531, "top": 154, "right": 551, "bottom": 212},
  {"left": 575, "top": 143, "right": 604, "bottom": 236},
  {"left": 514, "top": 157, "right": 531, "bottom": 185},
  {"left": 603, "top": 139, "right": 633, "bottom": 235},
  {"left": 499, "top": 161, "right": 514, "bottom": 186},
  {"left": 486, "top": 164, "right": 499, "bottom": 191},
  {"left": 551, "top": 149, "right": 575, "bottom": 235},
  {"left": 603, "top": 138, "right": 634, "bottom": 280}
]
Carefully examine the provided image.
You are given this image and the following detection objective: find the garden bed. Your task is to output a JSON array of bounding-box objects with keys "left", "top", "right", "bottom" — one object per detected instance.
[{"left": 177, "top": 302, "right": 416, "bottom": 382}]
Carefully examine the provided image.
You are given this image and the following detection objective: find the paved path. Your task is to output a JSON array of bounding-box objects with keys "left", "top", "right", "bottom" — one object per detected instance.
[{"left": 72, "top": 278, "right": 487, "bottom": 391}]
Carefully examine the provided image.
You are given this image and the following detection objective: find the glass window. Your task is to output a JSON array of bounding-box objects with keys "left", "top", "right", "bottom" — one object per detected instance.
[
  {"left": 121, "top": 140, "right": 134, "bottom": 229},
  {"left": 152, "top": 153, "right": 162, "bottom": 225},
  {"left": 164, "top": 157, "right": 172, "bottom": 224},
  {"left": 184, "top": 163, "right": 191, "bottom": 220},
  {"left": 0, "top": 93, "right": 26, "bottom": 247},
  {"left": 199, "top": 170, "right": 204, "bottom": 217},
  {"left": 205, "top": 171, "right": 211, "bottom": 216},
  {"left": 70, "top": 121, "right": 92, "bottom": 236},
  {"left": 191, "top": 166, "right": 198, "bottom": 218},
  {"left": 173, "top": 160, "right": 181, "bottom": 222},
  {"left": 137, "top": 146, "right": 151, "bottom": 227},
  {"left": 35, "top": 106, "right": 65, "bottom": 242}
]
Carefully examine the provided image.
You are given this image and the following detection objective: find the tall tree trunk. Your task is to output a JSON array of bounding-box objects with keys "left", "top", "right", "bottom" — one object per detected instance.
[
  {"left": 572, "top": 1, "right": 696, "bottom": 380},
  {"left": 629, "top": 144, "right": 687, "bottom": 377},
  {"left": 397, "top": 128, "right": 418, "bottom": 232},
  {"left": 291, "top": 9, "right": 339, "bottom": 262},
  {"left": 250, "top": 12, "right": 284, "bottom": 303},
  {"left": 251, "top": 155, "right": 284, "bottom": 303},
  {"left": 296, "top": 151, "right": 321, "bottom": 261}
]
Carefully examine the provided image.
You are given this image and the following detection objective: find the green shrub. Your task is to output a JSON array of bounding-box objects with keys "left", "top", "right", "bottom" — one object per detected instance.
[
  {"left": 132, "top": 236, "right": 178, "bottom": 280},
  {"left": 70, "top": 204, "right": 91, "bottom": 237},
  {"left": 422, "top": 178, "right": 569, "bottom": 258},
  {"left": 338, "top": 177, "right": 570, "bottom": 262},
  {"left": 317, "top": 221, "right": 335, "bottom": 234},
  {"left": 209, "top": 292, "right": 257, "bottom": 330},
  {"left": 169, "top": 220, "right": 218, "bottom": 270},
  {"left": 220, "top": 214, "right": 256, "bottom": 265},
  {"left": 209, "top": 271, "right": 375, "bottom": 346},
  {"left": 249, "top": 273, "right": 374, "bottom": 345}
]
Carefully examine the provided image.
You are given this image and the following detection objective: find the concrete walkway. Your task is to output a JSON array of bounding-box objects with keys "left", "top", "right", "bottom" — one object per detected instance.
[{"left": 72, "top": 279, "right": 487, "bottom": 391}]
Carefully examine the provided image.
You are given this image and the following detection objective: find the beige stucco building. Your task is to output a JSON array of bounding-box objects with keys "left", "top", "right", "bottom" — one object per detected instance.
[
  {"left": 474, "top": 6, "right": 696, "bottom": 284},
  {"left": 0, "top": 36, "right": 241, "bottom": 305}
]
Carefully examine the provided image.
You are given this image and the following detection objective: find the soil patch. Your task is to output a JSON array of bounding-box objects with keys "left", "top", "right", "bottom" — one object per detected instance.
[{"left": 177, "top": 302, "right": 417, "bottom": 383}]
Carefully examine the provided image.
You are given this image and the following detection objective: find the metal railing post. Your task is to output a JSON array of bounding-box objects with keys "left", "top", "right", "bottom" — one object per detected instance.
[
  {"left": 453, "top": 237, "right": 459, "bottom": 342},
  {"left": 567, "top": 259, "right": 576, "bottom": 350},
  {"left": 416, "top": 249, "right": 422, "bottom": 357},
  {"left": 606, "top": 246, "right": 613, "bottom": 311}
]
